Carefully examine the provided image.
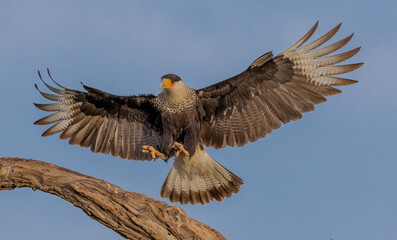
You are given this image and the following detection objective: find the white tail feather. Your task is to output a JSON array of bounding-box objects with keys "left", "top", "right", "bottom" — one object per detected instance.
[{"left": 161, "top": 146, "right": 244, "bottom": 205}]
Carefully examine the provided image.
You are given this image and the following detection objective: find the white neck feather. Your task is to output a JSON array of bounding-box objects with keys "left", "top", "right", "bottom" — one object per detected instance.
[{"left": 164, "top": 81, "right": 189, "bottom": 102}]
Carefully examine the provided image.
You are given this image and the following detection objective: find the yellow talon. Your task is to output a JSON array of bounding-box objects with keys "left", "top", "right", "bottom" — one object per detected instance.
[
  {"left": 142, "top": 145, "right": 166, "bottom": 160},
  {"left": 172, "top": 142, "right": 190, "bottom": 157}
]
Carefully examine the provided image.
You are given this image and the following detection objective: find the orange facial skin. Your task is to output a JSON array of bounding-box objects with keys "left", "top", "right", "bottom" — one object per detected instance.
[{"left": 160, "top": 78, "right": 175, "bottom": 90}]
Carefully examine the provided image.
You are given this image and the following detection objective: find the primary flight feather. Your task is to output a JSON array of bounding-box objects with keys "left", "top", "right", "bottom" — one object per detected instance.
[{"left": 34, "top": 22, "right": 362, "bottom": 205}]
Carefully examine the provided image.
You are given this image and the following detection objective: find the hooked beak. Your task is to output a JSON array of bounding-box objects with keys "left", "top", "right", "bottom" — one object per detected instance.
[{"left": 159, "top": 78, "right": 174, "bottom": 90}]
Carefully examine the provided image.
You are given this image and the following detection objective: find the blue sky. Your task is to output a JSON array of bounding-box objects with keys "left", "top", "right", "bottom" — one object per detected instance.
[{"left": 0, "top": 1, "right": 396, "bottom": 239}]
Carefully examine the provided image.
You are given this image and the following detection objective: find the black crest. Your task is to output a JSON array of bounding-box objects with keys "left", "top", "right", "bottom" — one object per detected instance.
[{"left": 161, "top": 74, "right": 182, "bottom": 82}]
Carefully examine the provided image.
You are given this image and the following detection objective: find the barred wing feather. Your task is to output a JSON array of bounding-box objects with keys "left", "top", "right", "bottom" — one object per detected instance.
[
  {"left": 198, "top": 22, "right": 363, "bottom": 149},
  {"left": 34, "top": 70, "right": 163, "bottom": 160}
]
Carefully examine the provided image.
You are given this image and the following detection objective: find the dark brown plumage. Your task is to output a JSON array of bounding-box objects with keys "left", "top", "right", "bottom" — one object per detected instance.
[{"left": 34, "top": 22, "right": 362, "bottom": 205}]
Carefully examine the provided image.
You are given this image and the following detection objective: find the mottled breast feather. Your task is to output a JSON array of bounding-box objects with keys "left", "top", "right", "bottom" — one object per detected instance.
[{"left": 153, "top": 87, "right": 198, "bottom": 114}]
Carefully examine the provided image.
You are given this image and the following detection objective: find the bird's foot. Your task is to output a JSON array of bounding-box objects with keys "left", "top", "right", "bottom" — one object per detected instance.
[
  {"left": 171, "top": 142, "right": 190, "bottom": 157},
  {"left": 142, "top": 145, "right": 166, "bottom": 160}
]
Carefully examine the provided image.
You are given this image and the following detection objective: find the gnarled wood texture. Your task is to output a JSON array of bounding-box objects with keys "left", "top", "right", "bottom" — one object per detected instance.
[{"left": 0, "top": 157, "right": 225, "bottom": 240}]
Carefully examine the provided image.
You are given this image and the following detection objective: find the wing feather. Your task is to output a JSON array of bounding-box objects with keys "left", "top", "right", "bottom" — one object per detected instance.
[
  {"left": 304, "top": 47, "right": 361, "bottom": 67},
  {"left": 34, "top": 73, "right": 162, "bottom": 161},
  {"left": 306, "top": 33, "right": 354, "bottom": 58},
  {"left": 292, "top": 23, "right": 342, "bottom": 55},
  {"left": 198, "top": 22, "right": 362, "bottom": 149},
  {"left": 282, "top": 21, "right": 319, "bottom": 54}
]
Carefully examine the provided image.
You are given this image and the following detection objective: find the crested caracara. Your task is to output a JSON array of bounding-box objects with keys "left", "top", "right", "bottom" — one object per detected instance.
[{"left": 34, "top": 22, "right": 363, "bottom": 205}]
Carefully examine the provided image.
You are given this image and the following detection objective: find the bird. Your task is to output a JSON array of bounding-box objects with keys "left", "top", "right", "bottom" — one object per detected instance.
[{"left": 34, "top": 22, "right": 363, "bottom": 205}]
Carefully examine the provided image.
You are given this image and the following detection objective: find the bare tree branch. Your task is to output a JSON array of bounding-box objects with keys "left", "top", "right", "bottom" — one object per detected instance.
[{"left": 0, "top": 157, "right": 225, "bottom": 240}]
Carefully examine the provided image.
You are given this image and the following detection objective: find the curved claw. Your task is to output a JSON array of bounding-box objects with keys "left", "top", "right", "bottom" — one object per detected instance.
[
  {"left": 172, "top": 142, "right": 190, "bottom": 157},
  {"left": 142, "top": 145, "right": 166, "bottom": 160}
]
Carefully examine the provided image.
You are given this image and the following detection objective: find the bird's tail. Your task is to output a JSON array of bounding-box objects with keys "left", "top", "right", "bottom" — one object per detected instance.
[{"left": 160, "top": 146, "right": 244, "bottom": 205}]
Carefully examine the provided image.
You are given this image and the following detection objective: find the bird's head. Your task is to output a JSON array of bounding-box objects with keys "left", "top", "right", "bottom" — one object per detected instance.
[{"left": 160, "top": 74, "right": 183, "bottom": 91}]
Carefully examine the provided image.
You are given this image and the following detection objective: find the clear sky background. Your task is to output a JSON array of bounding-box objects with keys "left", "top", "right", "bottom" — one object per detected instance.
[{"left": 0, "top": 1, "right": 396, "bottom": 239}]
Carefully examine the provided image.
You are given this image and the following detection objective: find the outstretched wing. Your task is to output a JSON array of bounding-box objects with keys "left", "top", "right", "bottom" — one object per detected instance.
[
  {"left": 34, "top": 70, "right": 162, "bottom": 160},
  {"left": 198, "top": 22, "right": 363, "bottom": 149}
]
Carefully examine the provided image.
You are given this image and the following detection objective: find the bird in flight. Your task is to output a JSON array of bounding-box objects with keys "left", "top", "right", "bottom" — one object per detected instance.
[{"left": 34, "top": 22, "right": 362, "bottom": 205}]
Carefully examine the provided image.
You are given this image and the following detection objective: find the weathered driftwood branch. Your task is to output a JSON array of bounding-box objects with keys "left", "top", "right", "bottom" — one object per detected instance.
[{"left": 0, "top": 157, "right": 225, "bottom": 240}]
